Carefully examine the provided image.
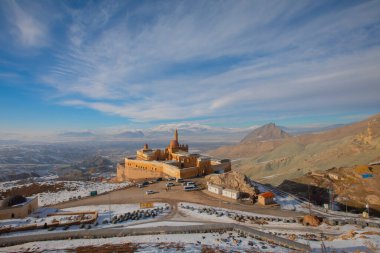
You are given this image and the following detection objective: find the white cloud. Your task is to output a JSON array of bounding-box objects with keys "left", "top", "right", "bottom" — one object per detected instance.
[
  {"left": 38, "top": 1, "right": 380, "bottom": 123},
  {"left": 5, "top": 1, "right": 48, "bottom": 47}
]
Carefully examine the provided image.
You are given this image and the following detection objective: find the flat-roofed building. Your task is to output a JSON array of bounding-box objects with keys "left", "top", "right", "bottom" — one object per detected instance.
[
  {"left": 222, "top": 188, "right": 240, "bottom": 200},
  {"left": 208, "top": 184, "right": 223, "bottom": 195}
]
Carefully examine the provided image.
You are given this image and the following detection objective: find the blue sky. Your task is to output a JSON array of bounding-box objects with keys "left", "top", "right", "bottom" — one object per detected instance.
[{"left": 0, "top": 0, "right": 380, "bottom": 136}]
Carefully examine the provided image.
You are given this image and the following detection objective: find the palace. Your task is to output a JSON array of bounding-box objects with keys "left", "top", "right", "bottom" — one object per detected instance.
[{"left": 116, "top": 129, "right": 231, "bottom": 181}]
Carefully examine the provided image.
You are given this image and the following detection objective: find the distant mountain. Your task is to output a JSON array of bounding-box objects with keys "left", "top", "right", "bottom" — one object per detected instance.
[
  {"left": 144, "top": 122, "right": 253, "bottom": 142},
  {"left": 60, "top": 131, "right": 96, "bottom": 138},
  {"left": 114, "top": 130, "right": 144, "bottom": 138},
  {"left": 241, "top": 123, "right": 291, "bottom": 143},
  {"left": 209, "top": 113, "right": 380, "bottom": 185}
]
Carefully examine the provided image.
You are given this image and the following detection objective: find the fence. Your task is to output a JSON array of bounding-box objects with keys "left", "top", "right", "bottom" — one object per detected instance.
[{"left": 0, "top": 223, "right": 311, "bottom": 252}]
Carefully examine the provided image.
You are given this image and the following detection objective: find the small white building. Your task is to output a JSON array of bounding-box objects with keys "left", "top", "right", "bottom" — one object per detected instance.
[
  {"left": 222, "top": 188, "right": 240, "bottom": 200},
  {"left": 208, "top": 184, "right": 223, "bottom": 195}
]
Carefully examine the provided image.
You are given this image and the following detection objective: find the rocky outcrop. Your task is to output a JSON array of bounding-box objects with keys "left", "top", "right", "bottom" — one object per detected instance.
[
  {"left": 302, "top": 215, "right": 321, "bottom": 227},
  {"left": 206, "top": 171, "right": 258, "bottom": 197}
]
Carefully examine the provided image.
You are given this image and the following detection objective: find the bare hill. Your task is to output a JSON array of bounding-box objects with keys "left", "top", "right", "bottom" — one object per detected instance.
[
  {"left": 208, "top": 113, "right": 380, "bottom": 185},
  {"left": 241, "top": 123, "right": 291, "bottom": 144}
]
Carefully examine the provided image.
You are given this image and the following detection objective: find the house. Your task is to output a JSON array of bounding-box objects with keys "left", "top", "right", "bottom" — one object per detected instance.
[
  {"left": 222, "top": 188, "right": 240, "bottom": 200},
  {"left": 208, "top": 184, "right": 223, "bottom": 195},
  {"left": 258, "top": 192, "right": 275, "bottom": 205}
]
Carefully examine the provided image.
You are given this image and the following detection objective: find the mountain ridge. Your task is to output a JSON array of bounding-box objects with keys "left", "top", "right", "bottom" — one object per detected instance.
[{"left": 208, "top": 113, "right": 380, "bottom": 185}]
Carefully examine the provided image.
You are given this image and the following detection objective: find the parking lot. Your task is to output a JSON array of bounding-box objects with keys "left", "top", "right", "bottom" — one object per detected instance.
[{"left": 52, "top": 178, "right": 299, "bottom": 218}]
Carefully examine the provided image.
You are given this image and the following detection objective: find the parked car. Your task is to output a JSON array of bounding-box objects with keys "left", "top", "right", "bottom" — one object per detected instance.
[
  {"left": 145, "top": 190, "right": 154, "bottom": 195},
  {"left": 156, "top": 177, "right": 163, "bottom": 182},
  {"left": 166, "top": 177, "right": 175, "bottom": 181},
  {"left": 184, "top": 185, "right": 199, "bottom": 191},
  {"left": 166, "top": 182, "right": 175, "bottom": 187},
  {"left": 186, "top": 181, "right": 196, "bottom": 187},
  {"left": 137, "top": 183, "right": 144, "bottom": 188},
  {"left": 176, "top": 178, "right": 184, "bottom": 183},
  {"left": 142, "top": 181, "right": 149, "bottom": 186}
]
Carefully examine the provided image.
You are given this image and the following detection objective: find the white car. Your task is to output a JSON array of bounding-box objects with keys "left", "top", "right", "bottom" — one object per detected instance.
[
  {"left": 184, "top": 185, "right": 199, "bottom": 191},
  {"left": 145, "top": 190, "right": 154, "bottom": 195},
  {"left": 166, "top": 182, "right": 175, "bottom": 187}
]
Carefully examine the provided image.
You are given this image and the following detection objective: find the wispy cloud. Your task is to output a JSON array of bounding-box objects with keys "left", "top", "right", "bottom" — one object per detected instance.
[
  {"left": 2, "top": 1, "right": 380, "bottom": 126},
  {"left": 1, "top": 0, "right": 49, "bottom": 47}
]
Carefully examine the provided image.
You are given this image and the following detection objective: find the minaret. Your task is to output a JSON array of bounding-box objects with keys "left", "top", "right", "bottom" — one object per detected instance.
[{"left": 174, "top": 128, "right": 178, "bottom": 142}]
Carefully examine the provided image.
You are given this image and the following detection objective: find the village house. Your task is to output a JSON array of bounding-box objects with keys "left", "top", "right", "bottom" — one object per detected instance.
[{"left": 258, "top": 192, "right": 275, "bottom": 206}]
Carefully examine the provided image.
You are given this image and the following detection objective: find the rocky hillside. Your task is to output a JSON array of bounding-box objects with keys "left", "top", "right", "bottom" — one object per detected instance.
[
  {"left": 209, "top": 114, "right": 380, "bottom": 185},
  {"left": 278, "top": 165, "right": 380, "bottom": 214},
  {"left": 56, "top": 155, "right": 114, "bottom": 180},
  {"left": 205, "top": 171, "right": 259, "bottom": 198},
  {"left": 241, "top": 123, "right": 291, "bottom": 144}
]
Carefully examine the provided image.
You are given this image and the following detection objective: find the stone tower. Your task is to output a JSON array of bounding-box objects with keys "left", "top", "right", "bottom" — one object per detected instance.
[{"left": 174, "top": 128, "right": 178, "bottom": 142}]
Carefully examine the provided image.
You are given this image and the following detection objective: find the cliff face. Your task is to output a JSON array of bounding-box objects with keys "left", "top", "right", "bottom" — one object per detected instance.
[{"left": 205, "top": 171, "right": 258, "bottom": 197}]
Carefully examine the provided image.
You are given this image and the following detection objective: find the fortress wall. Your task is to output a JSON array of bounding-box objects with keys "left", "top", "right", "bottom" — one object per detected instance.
[
  {"left": 125, "top": 158, "right": 164, "bottom": 172},
  {"left": 210, "top": 161, "right": 232, "bottom": 173},
  {"left": 162, "top": 164, "right": 181, "bottom": 178},
  {"left": 121, "top": 159, "right": 165, "bottom": 180},
  {"left": 116, "top": 163, "right": 126, "bottom": 182},
  {"left": 178, "top": 167, "right": 201, "bottom": 178},
  {"left": 183, "top": 156, "right": 198, "bottom": 168}
]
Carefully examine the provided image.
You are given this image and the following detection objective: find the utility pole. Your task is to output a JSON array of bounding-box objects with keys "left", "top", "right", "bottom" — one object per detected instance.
[
  {"left": 307, "top": 170, "right": 312, "bottom": 215},
  {"left": 308, "top": 183, "right": 311, "bottom": 215},
  {"left": 329, "top": 182, "right": 334, "bottom": 211},
  {"left": 108, "top": 193, "right": 111, "bottom": 221}
]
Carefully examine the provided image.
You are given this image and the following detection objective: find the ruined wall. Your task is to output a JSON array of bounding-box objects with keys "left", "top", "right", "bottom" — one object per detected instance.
[{"left": 0, "top": 197, "right": 38, "bottom": 220}]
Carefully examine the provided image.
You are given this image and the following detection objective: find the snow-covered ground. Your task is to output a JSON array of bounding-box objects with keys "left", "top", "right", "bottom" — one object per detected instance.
[
  {"left": 1, "top": 231, "right": 288, "bottom": 252},
  {"left": 37, "top": 181, "right": 130, "bottom": 206},
  {"left": 0, "top": 203, "right": 170, "bottom": 238},
  {"left": 250, "top": 179, "right": 308, "bottom": 212},
  {"left": 0, "top": 177, "right": 130, "bottom": 206},
  {"left": 179, "top": 202, "right": 303, "bottom": 228},
  {"left": 179, "top": 202, "right": 380, "bottom": 253}
]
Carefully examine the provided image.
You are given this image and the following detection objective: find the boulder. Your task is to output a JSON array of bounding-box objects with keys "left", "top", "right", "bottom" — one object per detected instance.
[
  {"left": 205, "top": 171, "right": 258, "bottom": 197},
  {"left": 302, "top": 215, "right": 321, "bottom": 227}
]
